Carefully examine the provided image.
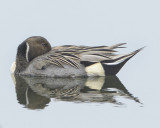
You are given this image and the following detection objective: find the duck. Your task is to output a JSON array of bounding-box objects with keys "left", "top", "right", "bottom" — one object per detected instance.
[{"left": 10, "top": 36, "right": 144, "bottom": 77}]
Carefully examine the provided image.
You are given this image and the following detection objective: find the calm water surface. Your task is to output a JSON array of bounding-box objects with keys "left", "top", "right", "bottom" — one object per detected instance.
[
  {"left": 12, "top": 75, "right": 141, "bottom": 108},
  {"left": 0, "top": 44, "right": 159, "bottom": 128},
  {"left": 0, "top": 0, "right": 160, "bottom": 127}
]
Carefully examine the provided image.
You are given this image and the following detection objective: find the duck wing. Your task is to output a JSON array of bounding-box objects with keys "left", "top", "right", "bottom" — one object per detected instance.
[
  {"left": 52, "top": 43, "right": 126, "bottom": 62},
  {"left": 30, "top": 43, "right": 143, "bottom": 76}
]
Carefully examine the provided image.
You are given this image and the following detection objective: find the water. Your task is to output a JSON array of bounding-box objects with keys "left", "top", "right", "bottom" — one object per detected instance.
[
  {"left": 12, "top": 75, "right": 141, "bottom": 108},
  {"left": 0, "top": 0, "right": 160, "bottom": 128},
  {"left": 1, "top": 42, "right": 159, "bottom": 128}
]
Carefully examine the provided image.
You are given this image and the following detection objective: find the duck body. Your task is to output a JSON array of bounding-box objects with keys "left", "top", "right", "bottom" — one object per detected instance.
[
  {"left": 22, "top": 57, "right": 87, "bottom": 77},
  {"left": 11, "top": 36, "right": 143, "bottom": 77}
]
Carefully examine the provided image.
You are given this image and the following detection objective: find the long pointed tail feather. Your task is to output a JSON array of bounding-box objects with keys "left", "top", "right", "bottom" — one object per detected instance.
[{"left": 101, "top": 47, "right": 144, "bottom": 75}]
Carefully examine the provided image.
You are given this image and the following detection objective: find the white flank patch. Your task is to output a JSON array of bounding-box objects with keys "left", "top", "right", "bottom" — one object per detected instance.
[
  {"left": 85, "top": 62, "right": 105, "bottom": 76},
  {"left": 26, "top": 42, "right": 30, "bottom": 62},
  {"left": 85, "top": 77, "right": 105, "bottom": 90},
  {"left": 10, "top": 61, "right": 16, "bottom": 73}
]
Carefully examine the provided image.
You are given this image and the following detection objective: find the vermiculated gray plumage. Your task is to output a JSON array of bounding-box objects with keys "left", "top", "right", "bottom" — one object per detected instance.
[{"left": 11, "top": 36, "right": 143, "bottom": 77}]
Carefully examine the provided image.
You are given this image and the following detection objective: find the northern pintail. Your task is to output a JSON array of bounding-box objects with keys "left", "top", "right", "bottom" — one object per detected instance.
[{"left": 11, "top": 36, "right": 143, "bottom": 77}]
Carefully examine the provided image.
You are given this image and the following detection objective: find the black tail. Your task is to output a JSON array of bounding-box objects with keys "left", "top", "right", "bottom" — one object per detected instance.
[{"left": 101, "top": 47, "right": 144, "bottom": 75}]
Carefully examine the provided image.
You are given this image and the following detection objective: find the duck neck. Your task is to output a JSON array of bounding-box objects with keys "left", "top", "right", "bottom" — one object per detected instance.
[{"left": 15, "top": 55, "right": 29, "bottom": 74}]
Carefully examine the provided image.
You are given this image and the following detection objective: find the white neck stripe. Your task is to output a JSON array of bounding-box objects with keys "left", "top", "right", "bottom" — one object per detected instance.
[
  {"left": 26, "top": 42, "right": 30, "bottom": 62},
  {"left": 26, "top": 88, "right": 29, "bottom": 106}
]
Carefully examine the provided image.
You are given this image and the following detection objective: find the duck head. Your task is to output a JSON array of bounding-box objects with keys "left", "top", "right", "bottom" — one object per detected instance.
[{"left": 14, "top": 36, "right": 51, "bottom": 73}]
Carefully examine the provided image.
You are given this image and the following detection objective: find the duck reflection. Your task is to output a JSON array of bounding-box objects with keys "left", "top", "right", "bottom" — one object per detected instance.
[
  {"left": 11, "top": 75, "right": 140, "bottom": 109},
  {"left": 13, "top": 75, "right": 50, "bottom": 109}
]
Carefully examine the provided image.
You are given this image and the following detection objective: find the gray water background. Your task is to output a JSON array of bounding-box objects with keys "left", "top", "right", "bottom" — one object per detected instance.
[{"left": 0, "top": 0, "right": 159, "bottom": 128}]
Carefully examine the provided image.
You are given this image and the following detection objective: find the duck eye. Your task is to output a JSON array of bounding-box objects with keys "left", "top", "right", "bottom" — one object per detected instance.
[{"left": 41, "top": 43, "right": 47, "bottom": 47}]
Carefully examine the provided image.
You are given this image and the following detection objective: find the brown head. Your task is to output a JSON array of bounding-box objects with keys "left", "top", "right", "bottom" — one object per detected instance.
[
  {"left": 15, "top": 36, "right": 51, "bottom": 73},
  {"left": 17, "top": 36, "right": 51, "bottom": 62}
]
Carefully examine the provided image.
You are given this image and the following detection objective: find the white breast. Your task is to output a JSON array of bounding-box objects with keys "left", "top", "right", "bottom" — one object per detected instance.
[{"left": 10, "top": 61, "right": 16, "bottom": 74}]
